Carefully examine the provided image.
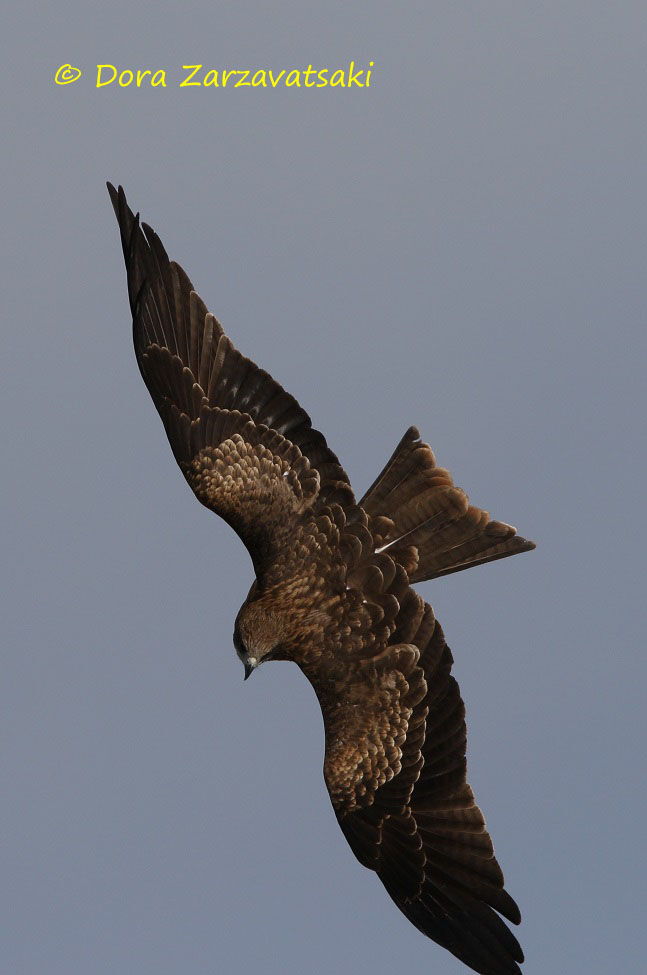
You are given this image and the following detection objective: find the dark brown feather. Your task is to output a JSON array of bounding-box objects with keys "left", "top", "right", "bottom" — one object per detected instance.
[
  {"left": 361, "top": 426, "right": 535, "bottom": 581},
  {"left": 109, "top": 184, "right": 535, "bottom": 975}
]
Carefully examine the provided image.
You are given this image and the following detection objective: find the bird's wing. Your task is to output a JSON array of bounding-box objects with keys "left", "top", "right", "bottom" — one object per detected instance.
[
  {"left": 108, "top": 184, "right": 354, "bottom": 574},
  {"left": 316, "top": 558, "right": 524, "bottom": 975}
]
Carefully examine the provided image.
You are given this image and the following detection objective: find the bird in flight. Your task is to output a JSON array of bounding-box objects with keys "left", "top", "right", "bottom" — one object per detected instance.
[{"left": 108, "top": 184, "right": 535, "bottom": 975}]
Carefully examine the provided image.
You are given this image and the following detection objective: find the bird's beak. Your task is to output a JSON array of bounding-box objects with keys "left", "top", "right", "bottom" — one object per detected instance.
[{"left": 243, "top": 661, "right": 254, "bottom": 681}]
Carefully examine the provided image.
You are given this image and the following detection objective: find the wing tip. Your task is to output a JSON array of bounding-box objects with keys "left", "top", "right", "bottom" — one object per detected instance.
[{"left": 106, "top": 180, "right": 122, "bottom": 216}]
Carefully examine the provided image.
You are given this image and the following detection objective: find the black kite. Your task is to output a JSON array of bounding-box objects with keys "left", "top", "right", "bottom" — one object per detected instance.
[{"left": 108, "top": 184, "right": 535, "bottom": 975}]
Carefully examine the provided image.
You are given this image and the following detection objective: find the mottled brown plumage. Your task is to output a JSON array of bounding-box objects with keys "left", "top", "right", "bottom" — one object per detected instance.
[{"left": 108, "top": 184, "right": 535, "bottom": 975}]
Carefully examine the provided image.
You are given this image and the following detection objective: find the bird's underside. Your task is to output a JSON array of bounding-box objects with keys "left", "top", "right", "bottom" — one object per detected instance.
[{"left": 108, "top": 183, "right": 535, "bottom": 975}]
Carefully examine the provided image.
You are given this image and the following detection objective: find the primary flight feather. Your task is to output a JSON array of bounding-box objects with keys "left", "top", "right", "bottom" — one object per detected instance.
[{"left": 108, "top": 183, "right": 535, "bottom": 975}]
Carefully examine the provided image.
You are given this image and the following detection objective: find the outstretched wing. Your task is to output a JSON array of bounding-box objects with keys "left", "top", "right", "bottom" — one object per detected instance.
[
  {"left": 316, "top": 551, "right": 524, "bottom": 975},
  {"left": 108, "top": 184, "right": 353, "bottom": 573}
]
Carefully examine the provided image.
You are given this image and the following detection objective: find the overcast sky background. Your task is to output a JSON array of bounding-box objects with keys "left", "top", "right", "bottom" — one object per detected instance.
[{"left": 2, "top": 3, "right": 645, "bottom": 973}]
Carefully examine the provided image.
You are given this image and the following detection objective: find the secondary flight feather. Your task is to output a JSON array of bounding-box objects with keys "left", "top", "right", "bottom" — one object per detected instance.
[{"left": 108, "top": 183, "right": 535, "bottom": 975}]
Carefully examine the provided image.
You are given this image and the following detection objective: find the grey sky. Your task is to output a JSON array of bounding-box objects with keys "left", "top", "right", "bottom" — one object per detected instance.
[{"left": 2, "top": 2, "right": 645, "bottom": 973}]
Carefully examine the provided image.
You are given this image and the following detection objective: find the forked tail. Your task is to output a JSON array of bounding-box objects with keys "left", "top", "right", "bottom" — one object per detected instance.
[{"left": 360, "top": 427, "right": 535, "bottom": 584}]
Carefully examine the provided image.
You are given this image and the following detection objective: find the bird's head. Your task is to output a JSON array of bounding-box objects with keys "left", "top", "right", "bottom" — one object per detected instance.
[{"left": 234, "top": 600, "right": 288, "bottom": 680}]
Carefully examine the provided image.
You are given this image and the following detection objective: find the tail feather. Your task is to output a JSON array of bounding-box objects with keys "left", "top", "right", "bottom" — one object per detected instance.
[{"left": 360, "top": 427, "right": 535, "bottom": 583}]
